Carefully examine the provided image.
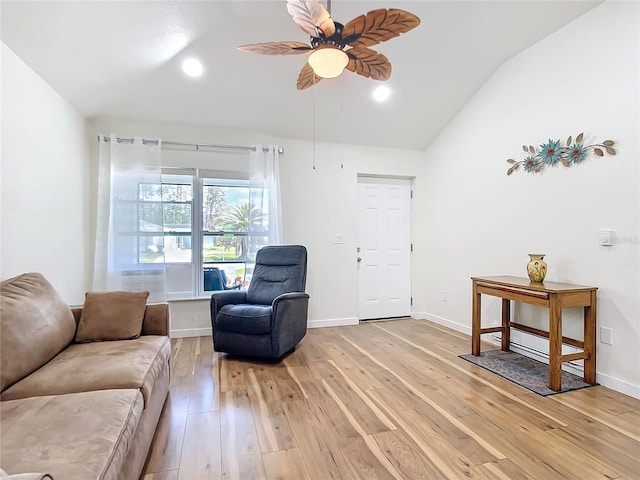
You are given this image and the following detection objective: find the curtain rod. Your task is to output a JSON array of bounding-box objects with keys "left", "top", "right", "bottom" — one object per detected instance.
[{"left": 97, "top": 135, "right": 284, "bottom": 154}]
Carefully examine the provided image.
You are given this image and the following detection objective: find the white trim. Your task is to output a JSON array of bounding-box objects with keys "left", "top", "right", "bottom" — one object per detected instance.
[
  {"left": 170, "top": 318, "right": 360, "bottom": 336},
  {"left": 414, "top": 311, "right": 640, "bottom": 400},
  {"left": 171, "top": 327, "right": 212, "bottom": 338},
  {"left": 595, "top": 373, "right": 640, "bottom": 399},
  {"left": 412, "top": 312, "right": 472, "bottom": 336},
  {"left": 498, "top": 332, "right": 585, "bottom": 377},
  {"left": 307, "top": 317, "right": 359, "bottom": 329}
]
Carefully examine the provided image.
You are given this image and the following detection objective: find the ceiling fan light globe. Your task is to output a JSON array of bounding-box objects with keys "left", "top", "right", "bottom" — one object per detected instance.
[{"left": 308, "top": 48, "right": 348, "bottom": 79}]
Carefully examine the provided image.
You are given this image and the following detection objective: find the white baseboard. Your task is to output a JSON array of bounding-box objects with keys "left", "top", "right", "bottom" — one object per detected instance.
[
  {"left": 413, "top": 311, "right": 640, "bottom": 400},
  {"left": 594, "top": 373, "right": 640, "bottom": 399},
  {"left": 412, "top": 312, "right": 471, "bottom": 335},
  {"left": 307, "top": 317, "right": 359, "bottom": 329},
  {"left": 171, "top": 327, "right": 212, "bottom": 338},
  {"left": 171, "top": 318, "right": 360, "bottom": 337}
]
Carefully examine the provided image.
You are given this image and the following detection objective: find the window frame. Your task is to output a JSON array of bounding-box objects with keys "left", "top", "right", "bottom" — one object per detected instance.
[{"left": 156, "top": 168, "right": 266, "bottom": 299}]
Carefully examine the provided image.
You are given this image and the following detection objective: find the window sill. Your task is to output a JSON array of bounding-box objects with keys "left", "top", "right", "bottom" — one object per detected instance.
[{"left": 167, "top": 295, "right": 211, "bottom": 302}]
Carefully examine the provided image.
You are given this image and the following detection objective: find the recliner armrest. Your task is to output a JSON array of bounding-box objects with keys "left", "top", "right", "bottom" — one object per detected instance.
[
  {"left": 272, "top": 292, "right": 310, "bottom": 306},
  {"left": 210, "top": 290, "right": 248, "bottom": 318},
  {"left": 272, "top": 292, "right": 310, "bottom": 328}
]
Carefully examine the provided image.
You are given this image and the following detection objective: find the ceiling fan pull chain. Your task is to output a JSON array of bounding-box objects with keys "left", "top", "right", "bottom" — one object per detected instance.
[
  {"left": 340, "top": 92, "right": 344, "bottom": 170},
  {"left": 312, "top": 80, "right": 317, "bottom": 170}
]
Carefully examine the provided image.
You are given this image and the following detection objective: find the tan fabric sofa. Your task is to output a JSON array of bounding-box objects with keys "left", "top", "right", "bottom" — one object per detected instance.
[{"left": 0, "top": 273, "right": 171, "bottom": 480}]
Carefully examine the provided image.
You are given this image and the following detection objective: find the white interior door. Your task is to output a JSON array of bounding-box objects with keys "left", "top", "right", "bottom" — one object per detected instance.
[{"left": 357, "top": 177, "right": 412, "bottom": 320}]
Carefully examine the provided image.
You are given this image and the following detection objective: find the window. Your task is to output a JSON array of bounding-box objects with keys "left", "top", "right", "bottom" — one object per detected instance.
[
  {"left": 122, "top": 169, "right": 270, "bottom": 298},
  {"left": 138, "top": 174, "right": 194, "bottom": 264}
]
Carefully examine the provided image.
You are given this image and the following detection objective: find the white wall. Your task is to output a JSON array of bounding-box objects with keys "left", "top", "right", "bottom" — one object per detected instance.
[
  {"left": 414, "top": 2, "right": 640, "bottom": 397},
  {"left": 88, "top": 118, "right": 423, "bottom": 335},
  {"left": 1, "top": 43, "right": 90, "bottom": 304},
  {"left": 279, "top": 138, "right": 424, "bottom": 327}
]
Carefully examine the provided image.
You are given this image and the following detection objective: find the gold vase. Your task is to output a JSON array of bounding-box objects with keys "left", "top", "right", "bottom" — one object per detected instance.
[{"left": 527, "top": 254, "right": 547, "bottom": 283}]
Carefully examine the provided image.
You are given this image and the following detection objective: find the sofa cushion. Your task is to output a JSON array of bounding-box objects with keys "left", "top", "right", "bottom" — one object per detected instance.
[
  {"left": 75, "top": 290, "right": 149, "bottom": 343},
  {"left": 216, "top": 304, "right": 273, "bottom": 335},
  {"left": 0, "top": 389, "right": 143, "bottom": 480},
  {"left": 1, "top": 336, "right": 170, "bottom": 408},
  {"left": 0, "top": 273, "right": 76, "bottom": 393}
]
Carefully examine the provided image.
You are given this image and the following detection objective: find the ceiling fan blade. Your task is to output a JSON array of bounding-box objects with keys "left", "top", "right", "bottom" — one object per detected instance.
[
  {"left": 297, "top": 62, "right": 323, "bottom": 90},
  {"left": 286, "top": 0, "right": 336, "bottom": 38},
  {"left": 345, "top": 47, "right": 391, "bottom": 81},
  {"left": 342, "top": 9, "right": 420, "bottom": 48},
  {"left": 238, "top": 41, "right": 312, "bottom": 55}
]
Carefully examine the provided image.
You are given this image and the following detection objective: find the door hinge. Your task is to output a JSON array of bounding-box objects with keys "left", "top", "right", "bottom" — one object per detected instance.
[
  {"left": 411, "top": 297, "right": 413, "bottom": 306},
  {"left": 410, "top": 190, "right": 413, "bottom": 199},
  {"left": 410, "top": 243, "right": 413, "bottom": 252}
]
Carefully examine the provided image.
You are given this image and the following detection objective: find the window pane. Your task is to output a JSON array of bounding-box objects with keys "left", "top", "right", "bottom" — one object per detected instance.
[
  {"left": 115, "top": 201, "right": 138, "bottom": 232},
  {"left": 162, "top": 184, "right": 192, "bottom": 202},
  {"left": 163, "top": 204, "right": 191, "bottom": 229},
  {"left": 139, "top": 183, "right": 162, "bottom": 201},
  {"left": 202, "top": 183, "right": 251, "bottom": 232},
  {"left": 246, "top": 235, "right": 269, "bottom": 261},
  {"left": 139, "top": 236, "right": 164, "bottom": 263},
  {"left": 164, "top": 235, "right": 192, "bottom": 263},
  {"left": 249, "top": 188, "right": 269, "bottom": 233},
  {"left": 203, "top": 264, "right": 245, "bottom": 291},
  {"left": 202, "top": 185, "right": 225, "bottom": 231},
  {"left": 202, "top": 235, "right": 248, "bottom": 262},
  {"left": 139, "top": 203, "right": 163, "bottom": 232}
]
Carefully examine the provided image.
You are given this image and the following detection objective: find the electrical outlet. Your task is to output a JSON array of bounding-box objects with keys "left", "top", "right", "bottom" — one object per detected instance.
[
  {"left": 600, "top": 326, "right": 612, "bottom": 345},
  {"left": 441, "top": 290, "right": 448, "bottom": 302}
]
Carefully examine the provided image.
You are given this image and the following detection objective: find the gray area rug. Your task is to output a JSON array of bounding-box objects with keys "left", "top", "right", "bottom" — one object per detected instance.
[{"left": 459, "top": 349, "right": 597, "bottom": 396}]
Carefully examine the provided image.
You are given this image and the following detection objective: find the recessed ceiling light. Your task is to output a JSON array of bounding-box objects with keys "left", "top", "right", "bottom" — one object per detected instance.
[
  {"left": 182, "top": 58, "right": 203, "bottom": 78},
  {"left": 372, "top": 85, "right": 391, "bottom": 102}
]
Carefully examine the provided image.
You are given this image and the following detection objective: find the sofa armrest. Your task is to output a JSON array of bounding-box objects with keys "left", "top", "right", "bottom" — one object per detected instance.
[
  {"left": 71, "top": 307, "right": 82, "bottom": 326},
  {"left": 142, "top": 303, "right": 170, "bottom": 337},
  {"left": 0, "top": 473, "right": 53, "bottom": 480}
]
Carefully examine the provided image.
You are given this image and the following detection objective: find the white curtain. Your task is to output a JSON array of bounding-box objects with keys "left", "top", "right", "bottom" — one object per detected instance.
[
  {"left": 247, "top": 145, "right": 283, "bottom": 265},
  {"left": 94, "top": 135, "right": 166, "bottom": 302}
]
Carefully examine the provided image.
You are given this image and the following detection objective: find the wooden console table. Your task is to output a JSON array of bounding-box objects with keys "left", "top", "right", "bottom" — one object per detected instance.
[{"left": 471, "top": 275, "right": 597, "bottom": 391}]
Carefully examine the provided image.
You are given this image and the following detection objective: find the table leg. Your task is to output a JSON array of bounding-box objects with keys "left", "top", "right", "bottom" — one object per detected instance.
[
  {"left": 472, "top": 281, "right": 481, "bottom": 356},
  {"left": 548, "top": 293, "right": 563, "bottom": 391},
  {"left": 501, "top": 298, "right": 511, "bottom": 351},
  {"left": 583, "top": 290, "right": 597, "bottom": 384}
]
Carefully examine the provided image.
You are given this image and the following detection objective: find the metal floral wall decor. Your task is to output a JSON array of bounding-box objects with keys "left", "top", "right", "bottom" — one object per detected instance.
[{"left": 506, "top": 133, "right": 615, "bottom": 175}]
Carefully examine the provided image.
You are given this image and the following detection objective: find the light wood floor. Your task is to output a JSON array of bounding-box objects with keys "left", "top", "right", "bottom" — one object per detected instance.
[{"left": 142, "top": 318, "right": 640, "bottom": 480}]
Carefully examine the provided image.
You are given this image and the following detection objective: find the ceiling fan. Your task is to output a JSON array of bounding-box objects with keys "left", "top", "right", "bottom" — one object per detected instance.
[{"left": 238, "top": 0, "right": 420, "bottom": 90}]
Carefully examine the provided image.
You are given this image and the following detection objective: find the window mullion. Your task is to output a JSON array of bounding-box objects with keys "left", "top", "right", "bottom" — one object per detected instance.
[{"left": 194, "top": 170, "right": 204, "bottom": 296}]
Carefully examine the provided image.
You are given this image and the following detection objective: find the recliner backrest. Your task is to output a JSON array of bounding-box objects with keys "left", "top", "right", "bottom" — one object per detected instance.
[{"left": 246, "top": 245, "right": 307, "bottom": 305}]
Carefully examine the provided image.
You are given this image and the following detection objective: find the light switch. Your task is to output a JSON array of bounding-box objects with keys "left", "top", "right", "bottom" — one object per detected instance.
[
  {"left": 599, "top": 229, "right": 613, "bottom": 246},
  {"left": 334, "top": 234, "right": 344, "bottom": 244}
]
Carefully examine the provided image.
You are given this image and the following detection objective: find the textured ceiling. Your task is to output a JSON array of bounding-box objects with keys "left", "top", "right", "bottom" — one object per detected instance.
[{"left": 1, "top": 1, "right": 602, "bottom": 150}]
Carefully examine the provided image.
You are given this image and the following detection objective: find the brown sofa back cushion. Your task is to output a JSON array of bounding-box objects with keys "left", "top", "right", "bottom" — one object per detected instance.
[{"left": 0, "top": 272, "right": 76, "bottom": 392}]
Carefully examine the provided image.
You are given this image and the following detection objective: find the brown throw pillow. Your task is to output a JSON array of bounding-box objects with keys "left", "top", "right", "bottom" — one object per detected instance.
[{"left": 75, "top": 291, "right": 149, "bottom": 343}]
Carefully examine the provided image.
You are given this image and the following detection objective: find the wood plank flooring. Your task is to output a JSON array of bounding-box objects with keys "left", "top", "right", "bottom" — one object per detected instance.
[{"left": 142, "top": 318, "right": 640, "bottom": 480}]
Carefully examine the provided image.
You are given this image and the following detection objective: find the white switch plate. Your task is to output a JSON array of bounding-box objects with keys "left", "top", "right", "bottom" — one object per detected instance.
[
  {"left": 599, "top": 229, "right": 613, "bottom": 246},
  {"left": 333, "top": 234, "right": 344, "bottom": 244},
  {"left": 600, "top": 326, "right": 612, "bottom": 344}
]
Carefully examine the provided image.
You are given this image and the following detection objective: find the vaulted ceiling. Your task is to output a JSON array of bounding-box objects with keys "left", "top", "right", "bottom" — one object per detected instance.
[{"left": 1, "top": 1, "right": 601, "bottom": 150}]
